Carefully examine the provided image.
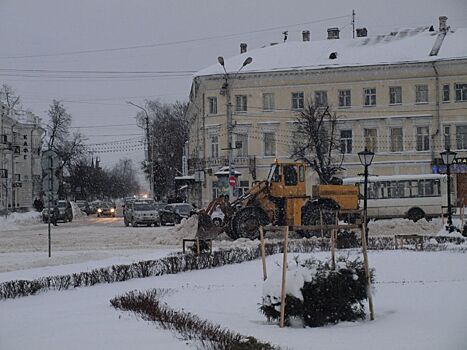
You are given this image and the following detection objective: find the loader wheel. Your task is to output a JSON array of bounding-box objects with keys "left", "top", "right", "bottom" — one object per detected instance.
[
  {"left": 301, "top": 200, "right": 338, "bottom": 238},
  {"left": 230, "top": 206, "right": 270, "bottom": 240}
]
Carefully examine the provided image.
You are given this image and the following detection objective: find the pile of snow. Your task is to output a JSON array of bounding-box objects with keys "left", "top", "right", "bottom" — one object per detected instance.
[
  {"left": 153, "top": 215, "right": 198, "bottom": 245},
  {"left": 368, "top": 218, "right": 441, "bottom": 236},
  {"left": 0, "top": 211, "right": 41, "bottom": 230},
  {"left": 70, "top": 201, "right": 86, "bottom": 220}
]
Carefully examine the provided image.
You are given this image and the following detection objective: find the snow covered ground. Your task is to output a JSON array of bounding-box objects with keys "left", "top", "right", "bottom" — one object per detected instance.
[{"left": 1, "top": 250, "right": 466, "bottom": 350}]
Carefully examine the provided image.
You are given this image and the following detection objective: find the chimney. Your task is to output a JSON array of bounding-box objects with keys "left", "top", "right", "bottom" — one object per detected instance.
[
  {"left": 327, "top": 27, "right": 340, "bottom": 39},
  {"left": 302, "top": 30, "right": 310, "bottom": 42},
  {"left": 356, "top": 28, "right": 368, "bottom": 37},
  {"left": 439, "top": 16, "right": 448, "bottom": 32},
  {"left": 240, "top": 43, "right": 247, "bottom": 54}
]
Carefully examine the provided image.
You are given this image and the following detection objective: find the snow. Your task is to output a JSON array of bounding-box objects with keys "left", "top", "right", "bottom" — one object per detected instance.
[
  {"left": 1, "top": 250, "right": 466, "bottom": 350},
  {"left": 0, "top": 211, "right": 42, "bottom": 230},
  {"left": 196, "top": 27, "right": 467, "bottom": 77}
]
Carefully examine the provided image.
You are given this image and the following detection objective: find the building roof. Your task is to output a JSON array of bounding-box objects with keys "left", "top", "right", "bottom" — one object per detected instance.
[{"left": 195, "top": 27, "right": 467, "bottom": 77}]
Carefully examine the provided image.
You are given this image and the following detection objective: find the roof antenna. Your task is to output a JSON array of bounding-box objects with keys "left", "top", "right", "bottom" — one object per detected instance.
[{"left": 282, "top": 31, "right": 288, "bottom": 42}]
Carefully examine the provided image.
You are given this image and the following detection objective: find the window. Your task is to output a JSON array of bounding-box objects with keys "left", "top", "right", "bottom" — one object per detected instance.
[
  {"left": 262, "top": 93, "right": 275, "bottom": 111},
  {"left": 207, "top": 97, "right": 217, "bottom": 114},
  {"left": 235, "top": 180, "right": 250, "bottom": 197},
  {"left": 235, "top": 134, "right": 248, "bottom": 156},
  {"left": 235, "top": 95, "right": 247, "bottom": 112},
  {"left": 455, "top": 83, "right": 467, "bottom": 102},
  {"left": 14, "top": 174, "right": 21, "bottom": 181},
  {"left": 264, "top": 132, "right": 276, "bottom": 156},
  {"left": 314, "top": 91, "right": 328, "bottom": 107},
  {"left": 210, "top": 135, "right": 219, "bottom": 158},
  {"left": 444, "top": 126, "right": 451, "bottom": 150},
  {"left": 418, "top": 179, "right": 441, "bottom": 197},
  {"left": 389, "top": 86, "right": 402, "bottom": 105},
  {"left": 284, "top": 165, "right": 298, "bottom": 186},
  {"left": 416, "top": 126, "right": 430, "bottom": 151},
  {"left": 292, "top": 92, "right": 304, "bottom": 110},
  {"left": 390, "top": 127, "right": 403, "bottom": 152},
  {"left": 443, "top": 84, "right": 450, "bottom": 102},
  {"left": 364, "top": 128, "right": 378, "bottom": 152},
  {"left": 340, "top": 130, "right": 352, "bottom": 154},
  {"left": 415, "top": 85, "right": 428, "bottom": 103},
  {"left": 363, "top": 88, "right": 376, "bottom": 106},
  {"left": 338, "top": 89, "right": 351, "bottom": 107},
  {"left": 456, "top": 125, "right": 467, "bottom": 149}
]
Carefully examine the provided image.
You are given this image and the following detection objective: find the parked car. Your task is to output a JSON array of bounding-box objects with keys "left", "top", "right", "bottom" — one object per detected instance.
[
  {"left": 42, "top": 200, "right": 73, "bottom": 223},
  {"left": 159, "top": 203, "right": 194, "bottom": 225},
  {"left": 96, "top": 202, "right": 116, "bottom": 217},
  {"left": 75, "top": 200, "right": 91, "bottom": 215},
  {"left": 124, "top": 201, "right": 160, "bottom": 227}
]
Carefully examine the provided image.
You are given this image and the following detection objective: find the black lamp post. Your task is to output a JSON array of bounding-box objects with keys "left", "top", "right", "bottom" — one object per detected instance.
[
  {"left": 358, "top": 148, "right": 375, "bottom": 243},
  {"left": 440, "top": 148, "right": 457, "bottom": 231}
]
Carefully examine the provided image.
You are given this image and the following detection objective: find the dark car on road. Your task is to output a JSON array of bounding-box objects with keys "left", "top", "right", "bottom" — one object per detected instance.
[
  {"left": 159, "top": 203, "right": 193, "bottom": 225},
  {"left": 96, "top": 202, "right": 116, "bottom": 217},
  {"left": 42, "top": 200, "right": 73, "bottom": 223},
  {"left": 75, "top": 200, "right": 92, "bottom": 215}
]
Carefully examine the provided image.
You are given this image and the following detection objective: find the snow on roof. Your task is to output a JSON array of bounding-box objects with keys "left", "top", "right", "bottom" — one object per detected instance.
[{"left": 196, "top": 27, "right": 467, "bottom": 77}]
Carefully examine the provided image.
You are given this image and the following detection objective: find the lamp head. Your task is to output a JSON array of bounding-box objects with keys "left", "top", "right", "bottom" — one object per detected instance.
[
  {"left": 358, "top": 148, "right": 375, "bottom": 167},
  {"left": 440, "top": 148, "right": 457, "bottom": 165},
  {"left": 242, "top": 57, "right": 253, "bottom": 67},
  {"left": 217, "top": 56, "right": 225, "bottom": 66}
]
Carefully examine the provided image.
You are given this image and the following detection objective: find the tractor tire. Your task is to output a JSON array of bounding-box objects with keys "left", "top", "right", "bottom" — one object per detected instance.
[
  {"left": 300, "top": 200, "right": 339, "bottom": 238},
  {"left": 230, "top": 206, "right": 270, "bottom": 240},
  {"left": 407, "top": 208, "right": 425, "bottom": 222}
]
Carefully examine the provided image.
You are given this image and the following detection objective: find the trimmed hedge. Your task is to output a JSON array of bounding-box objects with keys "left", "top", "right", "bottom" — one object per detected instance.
[
  {"left": 261, "top": 257, "right": 374, "bottom": 327},
  {"left": 111, "top": 289, "right": 281, "bottom": 350}
]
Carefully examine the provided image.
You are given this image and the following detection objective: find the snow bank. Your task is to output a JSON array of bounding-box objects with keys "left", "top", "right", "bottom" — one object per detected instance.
[
  {"left": 368, "top": 218, "right": 441, "bottom": 236},
  {"left": 70, "top": 201, "right": 87, "bottom": 220},
  {"left": 0, "top": 211, "right": 41, "bottom": 230},
  {"left": 153, "top": 216, "right": 198, "bottom": 245}
]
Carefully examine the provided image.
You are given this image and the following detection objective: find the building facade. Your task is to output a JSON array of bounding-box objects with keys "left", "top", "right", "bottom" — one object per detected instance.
[
  {"left": 0, "top": 107, "right": 44, "bottom": 211},
  {"left": 187, "top": 19, "right": 467, "bottom": 207}
]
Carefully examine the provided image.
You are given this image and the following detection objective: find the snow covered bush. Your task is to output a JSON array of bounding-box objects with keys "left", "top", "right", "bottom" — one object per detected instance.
[{"left": 261, "top": 256, "right": 374, "bottom": 327}]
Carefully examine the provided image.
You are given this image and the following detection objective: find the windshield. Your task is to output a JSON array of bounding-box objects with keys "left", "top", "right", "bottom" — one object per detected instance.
[
  {"left": 174, "top": 204, "right": 192, "bottom": 215},
  {"left": 134, "top": 203, "right": 155, "bottom": 211},
  {"left": 58, "top": 202, "right": 66, "bottom": 207}
]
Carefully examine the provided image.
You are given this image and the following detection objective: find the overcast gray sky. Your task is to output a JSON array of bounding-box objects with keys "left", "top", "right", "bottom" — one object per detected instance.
[{"left": 1, "top": 0, "right": 466, "bottom": 174}]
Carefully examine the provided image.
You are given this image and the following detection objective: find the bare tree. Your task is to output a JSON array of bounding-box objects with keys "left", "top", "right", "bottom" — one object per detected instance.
[
  {"left": 0, "top": 84, "right": 22, "bottom": 116},
  {"left": 291, "top": 101, "right": 344, "bottom": 184}
]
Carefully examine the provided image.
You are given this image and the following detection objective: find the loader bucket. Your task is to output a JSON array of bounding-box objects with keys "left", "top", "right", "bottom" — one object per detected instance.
[{"left": 196, "top": 212, "right": 224, "bottom": 239}]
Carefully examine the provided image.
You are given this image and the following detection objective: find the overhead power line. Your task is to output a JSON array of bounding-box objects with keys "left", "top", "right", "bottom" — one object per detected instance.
[{"left": 0, "top": 14, "right": 350, "bottom": 60}]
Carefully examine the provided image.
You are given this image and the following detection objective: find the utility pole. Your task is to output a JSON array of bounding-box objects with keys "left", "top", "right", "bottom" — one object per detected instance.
[
  {"left": 352, "top": 9, "right": 356, "bottom": 39},
  {"left": 127, "top": 101, "right": 154, "bottom": 199},
  {"left": 217, "top": 56, "right": 253, "bottom": 201}
]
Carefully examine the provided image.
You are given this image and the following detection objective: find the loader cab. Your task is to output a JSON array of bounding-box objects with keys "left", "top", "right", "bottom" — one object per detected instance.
[{"left": 267, "top": 161, "right": 307, "bottom": 198}]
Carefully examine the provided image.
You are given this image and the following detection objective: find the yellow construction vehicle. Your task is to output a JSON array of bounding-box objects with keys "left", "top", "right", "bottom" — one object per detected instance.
[{"left": 197, "top": 160, "right": 359, "bottom": 240}]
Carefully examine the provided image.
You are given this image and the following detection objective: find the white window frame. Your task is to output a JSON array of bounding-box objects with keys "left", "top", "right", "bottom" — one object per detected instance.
[
  {"left": 210, "top": 135, "right": 219, "bottom": 158},
  {"left": 456, "top": 125, "right": 467, "bottom": 149},
  {"left": 235, "top": 133, "right": 249, "bottom": 157},
  {"left": 207, "top": 97, "right": 217, "bottom": 115},
  {"left": 263, "top": 132, "right": 276, "bottom": 157},
  {"left": 415, "top": 126, "right": 430, "bottom": 151},
  {"left": 364, "top": 128, "right": 378, "bottom": 152},
  {"left": 314, "top": 90, "right": 328, "bottom": 107},
  {"left": 235, "top": 95, "right": 247, "bottom": 113},
  {"left": 340, "top": 129, "right": 353, "bottom": 154},
  {"left": 292, "top": 92, "right": 304, "bottom": 110},
  {"left": 455, "top": 83, "right": 467, "bottom": 102},
  {"left": 443, "top": 125, "right": 451, "bottom": 150},
  {"left": 442, "top": 84, "right": 450, "bottom": 102},
  {"left": 415, "top": 85, "right": 428, "bottom": 104},
  {"left": 338, "top": 89, "right": 351, "bottom": 107},
  {"left": 262, "top": 93, "right": 275, "bottom": 111},
  {"left": 389, "top": 86, "right": 402, "bottom": 105},
  {"left": 363, "top": 88, "right": 376, "bottom": 106},
  {"left": 390, "top": 127, "right": 403, "bottom": 152}
]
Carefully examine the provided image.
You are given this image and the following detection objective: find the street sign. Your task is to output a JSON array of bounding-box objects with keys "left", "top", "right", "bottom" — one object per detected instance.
[
  {"left": 42, "top": 174, "right": 60, "bottom": 193},
  {"left": 41, "top": 150, "right": 60, "bottom": 171},
  {"left": 229, "top": 176, "right": 236, "bottom": 187}
]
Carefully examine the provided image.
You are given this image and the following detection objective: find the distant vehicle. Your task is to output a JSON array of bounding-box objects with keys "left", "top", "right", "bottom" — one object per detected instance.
[
  {"left": 124, "top": 201, "right": 160, "bottom": 227},
  {"left": 159, "top": 203, "right": 194, "bottom": 225},
  {"left": 75, "top": 200, "right": 91, "bottom": 215},
  {"left": 42, "top": 200, "right": 73, "bottom": 223},
  {"left": 342, "top": 174, "right": 454, "bottom": 222},
  {"left": 96, "top": 202, "right": 116, "bottom": 217}
]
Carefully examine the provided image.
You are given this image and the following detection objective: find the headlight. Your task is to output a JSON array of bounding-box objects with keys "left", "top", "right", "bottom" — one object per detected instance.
[
  {"left": 97, "top": 208, "right": 102, "bottom": 213},
  {"left": 110, "top": 208, "right": 115, "bottom": 213}
]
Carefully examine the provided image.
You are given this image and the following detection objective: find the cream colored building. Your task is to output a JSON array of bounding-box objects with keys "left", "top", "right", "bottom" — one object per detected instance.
[
  {"left": 186, "top": 18, "right": 467, "bottom": 207},
  {"left": 0, "top": 107, "right": 44, "bottom": 211}
]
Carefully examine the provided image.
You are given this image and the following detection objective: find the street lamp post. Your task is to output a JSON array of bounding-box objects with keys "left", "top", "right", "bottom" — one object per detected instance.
[
  {"left": 440, "top": 148, "right": 457, "bottom": 231},
  {"left": 217, "top": 56, "right": 252, "bottom": 201},
  {"left": 127, "top": 101, "right": 154, "bottom": 199},
  {"left": 358, "top": 148, "right": 375, "bottom": 243}
]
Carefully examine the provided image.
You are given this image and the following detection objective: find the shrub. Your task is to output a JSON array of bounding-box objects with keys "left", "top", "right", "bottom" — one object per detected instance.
[{"left": 261, "top": 256, "right": 374, "bottom": 327}]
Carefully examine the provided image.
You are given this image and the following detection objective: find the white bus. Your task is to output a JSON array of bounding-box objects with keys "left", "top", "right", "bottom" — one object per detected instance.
[{"left": 342, "top": 174, "right": 454, "bottom": 221}]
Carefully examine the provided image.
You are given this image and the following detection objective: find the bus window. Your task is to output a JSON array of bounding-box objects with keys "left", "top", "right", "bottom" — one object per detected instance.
[
  {"left": 284, "top": 165, "right": 298, "bottom": 186},
  {"left": 368, "top": 182, "right": 380, "bottom": 199},
  {"left": 409, "top": 181, "right": 419, "bottom": 197}
]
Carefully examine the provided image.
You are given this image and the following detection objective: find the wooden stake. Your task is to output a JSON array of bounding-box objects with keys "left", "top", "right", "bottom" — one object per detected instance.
[
  {"left": 196, "top": 238, "right": 200, "bottom": 255},
  {"left": 320, "top": 209, "right": 324, "bottom": 239},
  {"left": 279, "top": 226, "right": 289, "bottom": 328},
  {"left": 331, "top": 229, "right": 336, "bottom": 269},
  {"left": 361, "top": 220, "right": 375, "bottom": 321},
  {"left": 259, "top": 226, "right": 268, "bottom": 281},
  {"left": 441, "top": 206, "right": 445, "bottom": 225},
  {"left": 461, "top": 204, "right": 465, "bottom": 230}
]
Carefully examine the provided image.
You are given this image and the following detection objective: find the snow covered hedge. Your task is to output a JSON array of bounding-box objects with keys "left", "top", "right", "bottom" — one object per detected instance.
[
  {"left": 111, "top": 289, "right": 281, "bottom": 350},
  {"left": 261, "top": 257, "right": 373, "bottom": 327}
]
